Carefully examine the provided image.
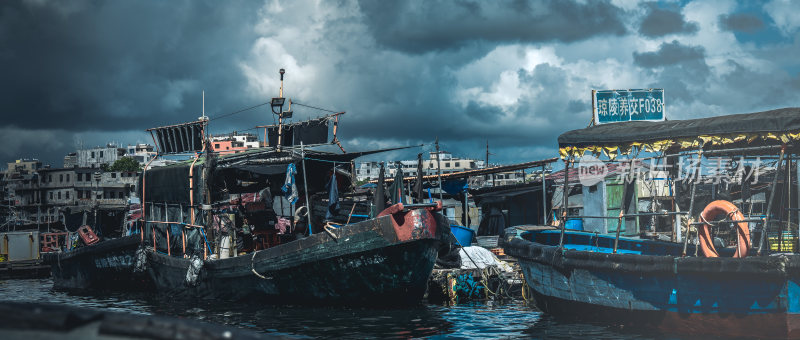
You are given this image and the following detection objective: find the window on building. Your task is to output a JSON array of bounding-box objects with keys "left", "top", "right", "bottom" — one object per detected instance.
[
  {"left": 99, "top": 151, "right": 104, "bottom": 158},
  {"left": 215, "top": 143, "right": 220, "bottom": 149},
  {"left": 57, "top": 191, "right": 61, "bottom": 199},
  {"left": 111, "top": 173, "right": 116, "bottom": 178},
  {"left": 66, "top": 174, "right": 70, "bottom": 182},
  {"left": 77, "top": 191, "right": 83, "bottom": 199},
  {"left": 444, "top": 162, "right": 450, "bottom": 168},
  {"left": 59, "top": 174, "right": 63, "bottom": 182},
  {"left": 91, "top": 151, "right": 95, "bottom": 158},
  {"left": 48, "top": 175, "right": 52, "bottom": 182},
  {"left": 66, "top": 191, "right": 70, "bottom": 199},
  {"left": 49, "top": 192, "right": 53, "bottom": 200}
]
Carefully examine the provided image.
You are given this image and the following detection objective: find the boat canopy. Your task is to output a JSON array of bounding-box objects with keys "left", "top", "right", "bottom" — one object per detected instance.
[
  {"left": 139, "top": 145, "right": 418, "bottom": 204},
  {"left": 558, "top": 107, "right": 800, "bottom": 158}
]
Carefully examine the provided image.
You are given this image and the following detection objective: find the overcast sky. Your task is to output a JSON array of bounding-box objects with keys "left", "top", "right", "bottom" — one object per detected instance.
[{"left": 1, "top": 0, "right": 799, "bottom": 168}]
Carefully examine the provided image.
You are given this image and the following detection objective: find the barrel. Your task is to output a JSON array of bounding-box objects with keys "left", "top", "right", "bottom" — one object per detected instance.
[{"left": 565, "top": 219, "right": 584, "bottom": 231}]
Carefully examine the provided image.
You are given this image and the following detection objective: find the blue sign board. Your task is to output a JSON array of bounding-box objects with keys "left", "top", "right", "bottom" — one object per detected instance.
[{"left": 593, "top": 89, "right": 665, "bottom": 124}]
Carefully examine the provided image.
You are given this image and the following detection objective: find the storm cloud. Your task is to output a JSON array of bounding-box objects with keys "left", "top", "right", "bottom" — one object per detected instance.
[
  {"left": 638, "top": 2, "right": 698, "bottom": 37},
  {"left": 1, "top": 0, "right": 799, "bottom": 167},
  {"left": 633, "top": 41, "right": 706, "bottom": 68},
  {"left": 718, "top": 13, "right": 765, "bottom": 33},
  {"left": 358, "top": 0, "right": 627, "bottom": 54}
]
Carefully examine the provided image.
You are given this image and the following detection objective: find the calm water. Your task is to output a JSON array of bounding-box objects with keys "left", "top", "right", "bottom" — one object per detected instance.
[{"left": 0, "top": 278, "right": 703, "bottom": 339}]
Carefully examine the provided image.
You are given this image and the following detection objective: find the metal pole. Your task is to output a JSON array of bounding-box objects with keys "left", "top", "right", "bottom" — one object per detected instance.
[
  {"left": 559, "top": 159, "right": 570, "bottom": 247},
  {"left": 541, "top": 165, "right": 547, "bottom": 225},
  {"left": 796, "top": 158, "right": 800, "bottom": 252},
  {"left": 435, "top": 137, "right": 443, "bottom": 202},
  {"left": 758, "top": 145, "right": 786, "bottom": 255},
  {"left": 613, "top": 213, "right": 623, "bottom": 253},
  {"left": 300, "top": 142, "right": 312, "bottom": 235},
  {"left": 682, "top": 150, "right": 702, "bottom": 256},
  {"left": 613, "top": 166, "right": 631, "bottom": 254}
]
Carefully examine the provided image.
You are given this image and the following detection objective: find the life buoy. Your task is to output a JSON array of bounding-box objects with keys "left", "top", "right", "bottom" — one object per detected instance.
[{"left": 698, "top": 200, "right": 750, "bottom": 258}]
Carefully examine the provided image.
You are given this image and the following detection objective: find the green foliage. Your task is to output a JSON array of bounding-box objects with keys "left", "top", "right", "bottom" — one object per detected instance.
[{"left": 109, "top": 157, "right": 141, "bottom": 172}]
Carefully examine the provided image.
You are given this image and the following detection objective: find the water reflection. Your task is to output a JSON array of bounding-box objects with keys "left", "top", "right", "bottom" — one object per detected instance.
[{"left": 0, "top": 278, "right": 701, "bottom": 339}]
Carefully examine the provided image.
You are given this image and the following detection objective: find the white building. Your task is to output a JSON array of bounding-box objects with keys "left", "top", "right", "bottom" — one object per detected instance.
[
  {"left": 356, "top": 152, "right": 485, "bottom": 182},
  {"left": 125, "top": 144, "right": 156, "bottom": 164},
  {"left": 76, "top": 144, "right": 126, "bottom": 169}
]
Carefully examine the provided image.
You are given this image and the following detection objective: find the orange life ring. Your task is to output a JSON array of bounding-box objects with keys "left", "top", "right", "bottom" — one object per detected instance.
[{"left": 698, "top": 200, "right": 750, "bottom": 258}]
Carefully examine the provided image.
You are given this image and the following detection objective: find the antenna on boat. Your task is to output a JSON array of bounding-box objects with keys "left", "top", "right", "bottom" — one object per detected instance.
[
  {"left": 199, "top": 90, "right": 208, "bottom": 122},
  {"left": 271, "top": 68, "right": 293, "bottom": 151}
]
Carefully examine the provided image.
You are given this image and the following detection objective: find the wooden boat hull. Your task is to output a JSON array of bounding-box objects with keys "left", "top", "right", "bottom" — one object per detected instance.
[
  {"left": 506, "top": 230, "right": 800, "bottom": 339},
  {"left": 44, "top": 235, "right": 151, "bottom": 291},
  {"left": 145, "top": 208, "right": 444, "bottom": 304}
]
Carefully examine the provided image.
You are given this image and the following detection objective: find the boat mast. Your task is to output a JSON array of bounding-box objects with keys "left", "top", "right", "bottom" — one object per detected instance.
[{"left": 270, "top": 69, "right": 292, "bottom": 152}]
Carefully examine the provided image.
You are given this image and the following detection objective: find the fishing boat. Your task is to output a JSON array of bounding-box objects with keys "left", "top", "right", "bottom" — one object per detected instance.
[
  {"left": 46, "top": 234, "right": 150, "bottom": 290},
  {"left": 138, "top": 70, "right": 449, "bottom": 304},
  {"left": 506, "top": 107, "right": 800, "bottom": 338},
  {"left": 44, "top": 206, "right": 152, "bottom": 290}
]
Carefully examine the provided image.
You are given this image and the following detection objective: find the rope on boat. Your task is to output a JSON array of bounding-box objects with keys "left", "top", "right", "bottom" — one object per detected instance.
[
  {"left": 324, "top": 223, "right": 339, "bottom": 241},
  {"left": 250, "top": 251, "right": 270, "bottom": 280},
  {"left": 520, "top": 272, "right": 531, "bottom": 303}
]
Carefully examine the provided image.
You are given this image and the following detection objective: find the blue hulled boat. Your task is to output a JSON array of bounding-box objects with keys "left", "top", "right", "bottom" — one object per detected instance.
[
  {"left": 506, "top": 107, "right": 800, "bottom": 338},
  {"left": 506, "top": 228, "right": 800, "bottom": 338}
]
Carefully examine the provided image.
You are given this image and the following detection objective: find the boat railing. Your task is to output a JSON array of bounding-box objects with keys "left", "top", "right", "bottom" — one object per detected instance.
[
  {"left": 140, "top": 220, "right": 212, "bottom": 260},
  {"left": 557, "top": 143, "right": 793, "bottom": 257}
]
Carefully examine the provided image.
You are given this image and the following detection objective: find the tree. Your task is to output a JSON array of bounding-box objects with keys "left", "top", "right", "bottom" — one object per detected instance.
[{"left": 109, "top": 157, "right": 141, "bottom": 172}]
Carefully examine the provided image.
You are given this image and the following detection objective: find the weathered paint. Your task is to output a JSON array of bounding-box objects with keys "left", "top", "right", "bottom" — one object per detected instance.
[
  {"left": 45, "top": 235, "right": 152, "bottom": 291},
  {"left": 146, "top": 208, "right": 446, "bottom": 304},
  {"left": 507, "top": 229, "right": 800, "bottom": 338}
]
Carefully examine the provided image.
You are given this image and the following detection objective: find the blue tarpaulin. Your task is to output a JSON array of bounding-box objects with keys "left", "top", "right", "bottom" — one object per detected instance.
[
  {"left": 282, "top": 163, "right": 298, "bottom": 204},
  {"left": 442, "top": 179, "right": 468, "bottom": 195}
]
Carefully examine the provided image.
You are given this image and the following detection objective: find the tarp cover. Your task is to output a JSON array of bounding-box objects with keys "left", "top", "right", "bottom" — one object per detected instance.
[
  {"left": 559, "top": 107, "right": 800, "bottom": 147},
  {"left": 458, "top": 246, "right": 514, "bottom": 271},
  {"left": 139, "top": 163, "right": 204, "bottom": 204},
  {"left": 268, "top": 118, "right": 329, "bottom": 147}
]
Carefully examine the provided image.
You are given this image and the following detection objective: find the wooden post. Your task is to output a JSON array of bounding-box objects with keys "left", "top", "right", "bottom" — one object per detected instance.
[
  {"left": 758, "top": 145, "right": 786, "bottom": 255},
  {"left": 682, "top": 150, "right": 702, "bottom": 257},
  {"left": 559, "top": 159, "right": 570, "bottom": 247},
  {"left": 301, "top": 142, "right": 313, "bottom": 235},
  {"left": 541, "top": 165, "right": 547, "bottom": 225},
  {"left": 614, "top": 174, "right": 638, "bottom": 254}
]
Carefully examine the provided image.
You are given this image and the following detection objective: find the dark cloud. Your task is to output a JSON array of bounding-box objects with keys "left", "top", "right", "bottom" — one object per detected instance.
[
  {"left": 719, "top": 60, "right": 800, "bottom": 110},
  {"left": 358, "top": 0, "right": 627, "bottom": 54},
  {"left": 2, "top": 0, "right": 798, "bottom": 168},
  {"left": 633, "top": 40, "right": 705, "bottom": 68},
  {"left": 0, "top": 1, "right": 260, "bottom": 132},
  {"left": 0, "top": 0, "right": 265, "bottom": 165},
  {"left": 631, "top": 41, "right": 710, "bottom": 106},
  {"left": 638, "top": 2, "right": 698, "bottom": 37},
  {"left": 719, "top": 13, "right": 764, "bottom": 33}
]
